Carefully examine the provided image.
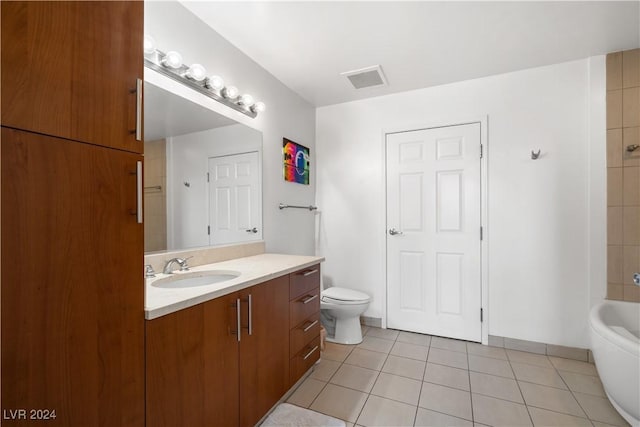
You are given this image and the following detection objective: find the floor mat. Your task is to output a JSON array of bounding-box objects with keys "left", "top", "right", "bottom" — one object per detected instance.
[{"left": 261, "top": 403, "right": 345, "bottom": 427}]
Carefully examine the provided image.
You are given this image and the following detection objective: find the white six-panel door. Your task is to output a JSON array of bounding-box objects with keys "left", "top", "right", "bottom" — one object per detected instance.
[
  {"left": 208, "top": 151, "right": 262, "bottom": 245},
  {"left": 386, "top": 123, "right": 482, "bottom": 342}
]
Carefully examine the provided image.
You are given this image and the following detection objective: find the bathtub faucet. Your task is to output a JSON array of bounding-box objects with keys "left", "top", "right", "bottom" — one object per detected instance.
[{"left": 634, "top": 273, "right": 640, "bottom": 286}]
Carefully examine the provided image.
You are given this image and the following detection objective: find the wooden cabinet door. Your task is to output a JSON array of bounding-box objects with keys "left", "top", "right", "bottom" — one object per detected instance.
[
  {"left": 238, "top": 276, "right": 290, "bottom": 427},
  {"left": 1, "top": 1, "right": 143, "bottom": 153},
  {"left": 146, "top": 293, "right": 240, "bottom": 427},
  {"left": 1, "top": 127, "right": 144, "bottom": 426}
]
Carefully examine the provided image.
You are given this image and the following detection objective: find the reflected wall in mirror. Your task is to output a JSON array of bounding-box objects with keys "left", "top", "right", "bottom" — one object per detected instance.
[{"left": 144, "top": 74, "right": 263, "bottom": 253}]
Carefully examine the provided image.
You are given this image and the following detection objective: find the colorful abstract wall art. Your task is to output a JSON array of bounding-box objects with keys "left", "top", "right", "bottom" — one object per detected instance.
[{"left": 283, "top": 138, "right": 310, "bottom": 185}]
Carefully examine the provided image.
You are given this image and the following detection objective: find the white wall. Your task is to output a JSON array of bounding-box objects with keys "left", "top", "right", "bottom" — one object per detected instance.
[
  {"left": 167, "top": 124, "right": 261, "bottom": 249},
  {"left": 145, "top": 2, "right": 316, "bottom": 255},
  {"left": 587, "top": 57, "right": 608, "bottom": 309},
  {"left": 316, "top": 58, "right": 606, "bottom": 348}
]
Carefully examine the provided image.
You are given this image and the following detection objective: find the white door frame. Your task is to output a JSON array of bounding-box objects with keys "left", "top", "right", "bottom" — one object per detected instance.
[{"left": 381, "top": 115, "right": 489, "bottom": 345}]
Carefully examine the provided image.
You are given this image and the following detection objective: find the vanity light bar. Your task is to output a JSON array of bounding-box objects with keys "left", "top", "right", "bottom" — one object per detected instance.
[{"left": 143, "top": 42, "right": 265, "bottom": 119}]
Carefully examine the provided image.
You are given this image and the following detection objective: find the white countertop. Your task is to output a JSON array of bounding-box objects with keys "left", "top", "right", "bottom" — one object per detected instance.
[{"left": 145, "top": 253, "right": 324, "bottom": 320}]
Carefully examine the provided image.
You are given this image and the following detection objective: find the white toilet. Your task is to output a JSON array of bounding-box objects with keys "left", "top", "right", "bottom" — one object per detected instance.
[{"left": 320, "top": 287, "right": 371, "bottom": 345}]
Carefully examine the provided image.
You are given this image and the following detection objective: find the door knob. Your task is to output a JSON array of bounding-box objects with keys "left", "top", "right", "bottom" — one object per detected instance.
[
  {"left": 388, "top": 228, "right": 403, "bottom": 236},
  {"left": 246, "top": 227, "right": 258, "bottom": 233}
]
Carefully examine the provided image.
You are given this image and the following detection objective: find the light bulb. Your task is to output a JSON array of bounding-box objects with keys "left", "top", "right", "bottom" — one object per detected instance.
[
  {"left": 185, "top": 64, "right": 206, "bottom": 81},
  {"left": 222, "top": 85, "right": 239, "bottom": 99},
  {"left": 251, "top": 101, "right": 266, "bottom": 113},
  {"left": 161, "top": 51, "right": 183, "bottom": 69},
  {"left": 143, "top": 35, "right": 156, "bottom": 55},
  {"left": 206, "top": 75, "right": 224, "bottom": 91},
  {"left": 239, "top": 94, "right": 254, "bottom": 107}
]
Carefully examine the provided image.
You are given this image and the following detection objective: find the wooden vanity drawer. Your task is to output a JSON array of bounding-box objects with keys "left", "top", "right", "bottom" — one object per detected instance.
[
  {"left": 290, "top": 335, "right": 320, "bottom": 385},
  {"left": 290, "top": 312, "right": 320, "bottom": 358},
  {"left": 290, "top": 290, "right": 320, "bottom": 328},
  {"left": 290, "top": 265, "right": 320, "bottom": 300}
]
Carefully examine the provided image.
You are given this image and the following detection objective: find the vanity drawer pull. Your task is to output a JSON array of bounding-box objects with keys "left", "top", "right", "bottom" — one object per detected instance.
[
  {"left": 302, "top": 269, "right": 319, "bottom": 277},
  {"left": 290, "top": 293, "right": 320, "bottom": 328},
  {"left": 303, "top": 345, "right": 319, "bottom": 361},
  {"left": 301, "top": 294, "right": 318, "bottom": 304},
  {"left": 290, "top": 264, "right": 321, "bottom": 300},
  {"left": 303, "top": 320, "right": 319, "bottom": 332}
]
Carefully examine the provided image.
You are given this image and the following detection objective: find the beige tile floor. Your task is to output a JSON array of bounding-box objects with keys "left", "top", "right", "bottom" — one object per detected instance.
[{"left": 286, "top": 326, "right": 630, "bottom": 427}]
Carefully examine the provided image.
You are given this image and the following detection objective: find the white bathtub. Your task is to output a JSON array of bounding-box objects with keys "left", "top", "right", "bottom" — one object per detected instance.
[{"left": 589, "top": 300, "right": 640, "bottom": 426}]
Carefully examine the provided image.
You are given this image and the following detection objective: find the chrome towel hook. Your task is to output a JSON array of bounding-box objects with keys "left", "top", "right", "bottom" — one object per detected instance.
[{"left": 531, "top": 149, "right": 541, "bottom": 160}]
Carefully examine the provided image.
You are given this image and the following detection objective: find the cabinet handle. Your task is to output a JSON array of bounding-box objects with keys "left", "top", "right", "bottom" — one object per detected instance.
[
  {"left": 235, "top": 298, "right": 241, "bottom": 342},
  {"left": 303, "top": 319, "right": 318, "bottom": 332},
  {"left": 135, "top": 78, "right": 142, "bottom": 141},
  {"left": 303, "top": 345, "right": 319, "bottom": 361},
  {"left": 241, "top": 294, "right": 253, "bottom": 336},
  {"left": 247, "top": 294, "right": 252, "bottom": 336},
  {"left": 135, "top": 161, "right": 143, "bottom": 223},
  {"left": 301, "top": 294, "right": 318, "bottom": 304},
  {"left": 129, "top": 161, "right": 143, "bottom": 224},
  {"left": 302, "top": 269, "right": 318, "bottom": 277}
]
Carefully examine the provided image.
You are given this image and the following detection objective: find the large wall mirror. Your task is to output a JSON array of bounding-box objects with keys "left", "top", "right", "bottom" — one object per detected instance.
[{"left": 144, "top": 71, "right": 263, "bottom": 253}]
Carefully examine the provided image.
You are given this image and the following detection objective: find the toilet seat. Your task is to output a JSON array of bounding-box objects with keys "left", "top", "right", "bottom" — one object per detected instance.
[{"left": 322, "top": 287, "right": 370, "bottom": 305}]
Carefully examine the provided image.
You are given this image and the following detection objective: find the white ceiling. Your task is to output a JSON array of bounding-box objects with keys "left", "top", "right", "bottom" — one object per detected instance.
[{"left": 181, "top": 1, "right": 639, "bottom": 107}]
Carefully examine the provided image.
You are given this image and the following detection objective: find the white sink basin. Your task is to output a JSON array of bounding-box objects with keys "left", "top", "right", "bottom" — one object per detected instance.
[{"left": 151, "top": 270, "right": 241, "bottom": 289}]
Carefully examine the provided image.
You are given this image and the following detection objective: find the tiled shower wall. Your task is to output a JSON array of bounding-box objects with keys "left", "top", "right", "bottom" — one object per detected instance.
[
  {"left": 144, "top": 139, "right": 167, "bottom": 252},
  {"left": 606, "top": 48, "right": 640, "bottom": 302}
]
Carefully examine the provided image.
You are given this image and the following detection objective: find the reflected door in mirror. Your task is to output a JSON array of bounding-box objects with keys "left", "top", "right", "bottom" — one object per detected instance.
[{"left": 209, "top": 151, "right": 262, "bottom": 245}]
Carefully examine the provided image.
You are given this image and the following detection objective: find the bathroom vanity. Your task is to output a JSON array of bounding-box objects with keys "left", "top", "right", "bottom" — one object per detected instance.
[{"left": 145, "top": 254, "right": 323, "bottom": 427}]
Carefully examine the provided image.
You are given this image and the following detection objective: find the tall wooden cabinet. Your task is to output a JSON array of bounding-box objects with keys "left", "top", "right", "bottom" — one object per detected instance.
[
  {"left": 1, "top": 2, "right": 144, "bottom": 426},
  {"left": 1, "top": 1, "right": 143, "bottom": 152}
]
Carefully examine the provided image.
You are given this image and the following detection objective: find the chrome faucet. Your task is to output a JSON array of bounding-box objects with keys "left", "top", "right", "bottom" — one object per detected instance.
[
  {"left": 144, "top": 264, "right": 156, "bottom": 278},
  {"left": 163, "top": 257, "right": 191, "bottom": 274}
]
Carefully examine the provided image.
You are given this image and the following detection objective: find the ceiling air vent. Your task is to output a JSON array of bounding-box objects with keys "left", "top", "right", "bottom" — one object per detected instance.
[{"left": 341, "top": 65, "right": 387, "bottom": 89}]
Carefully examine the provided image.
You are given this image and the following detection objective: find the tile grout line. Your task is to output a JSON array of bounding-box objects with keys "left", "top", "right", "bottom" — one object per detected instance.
[
  {"left": 466, "top": 344, "right": 475, "bottom": 425},
  {"left": 506, "top": 350, "right": 536, "bottom": 426},
  {"left": 367, "top": 328, "right": 433, "bottom": 426},
  {"left": 551, "top": 359, "right": 600, "bottom": 426},
  {"left": 413, "top": 336, "right": 432, "bottom": 426},
  {"left": 307, "top": 339, "right": 357, "bottom": 418},
  {"left": 354, "top": 327, "right": 395, "bottom": 426},
  {"left": 541, "top": 356, "right": 621, "bottom": 425},
  {"left": 352, "top": 328, "right": 393, "bottom": 426},
  {"left": 305, "top": 376, "right": 330, "bottom": 411},
  {"left": 306, "top": 350, "right": 344, "bottom": 412}
]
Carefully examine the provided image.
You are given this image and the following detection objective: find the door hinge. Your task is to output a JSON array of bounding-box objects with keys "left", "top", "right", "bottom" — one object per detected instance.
[
  {"left": 480, "top": 308, "right": 484, "bottom": 322},
  {"left": 207, "top": 225, "right": 210, "bottom": 235},
  {"left": 480, "top": 144, "right": 483, "bottom": 158},
  {"left": 480, "top": 226, "right": 483, "bottom": 240},
  {"left": 207, "top": 172, "right": 210, "bottom": 183}
]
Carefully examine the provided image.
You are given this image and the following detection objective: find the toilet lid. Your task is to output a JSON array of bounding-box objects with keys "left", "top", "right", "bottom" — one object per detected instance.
[{"left": 322, "top": 287, "right": 370, "bottom": 303}]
